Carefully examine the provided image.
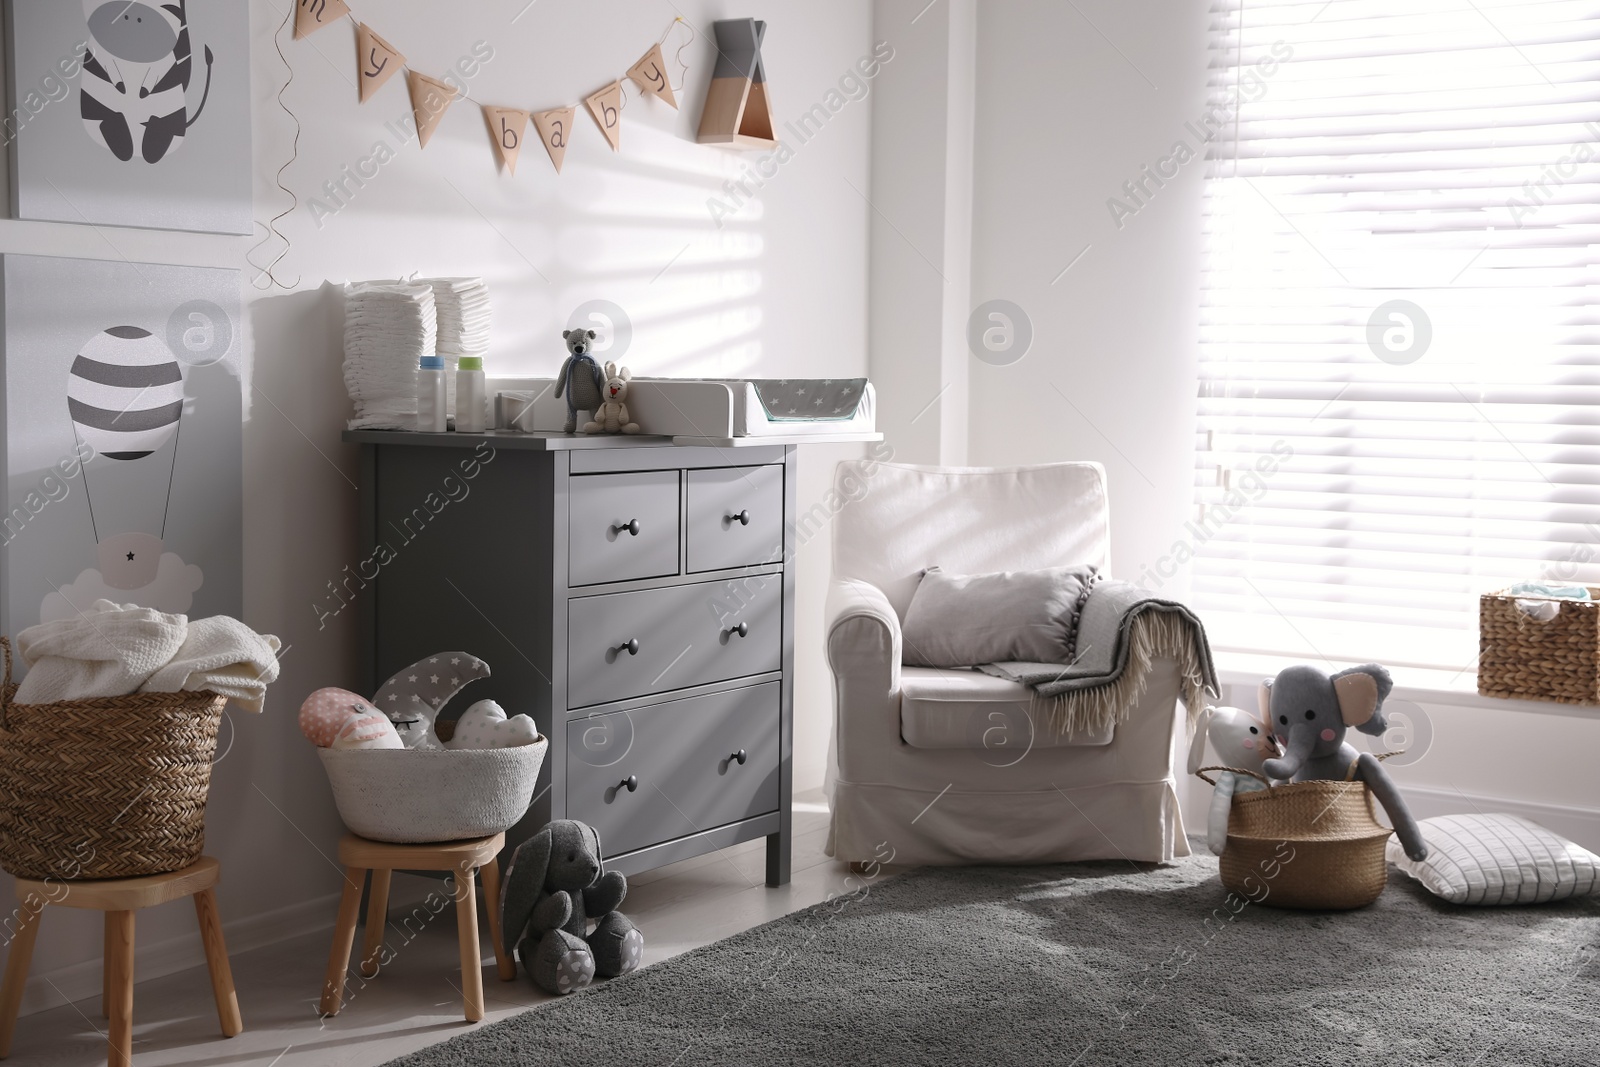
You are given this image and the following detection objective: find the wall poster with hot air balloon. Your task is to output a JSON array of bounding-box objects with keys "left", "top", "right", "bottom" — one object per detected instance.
[
  {"left": 0, "top": 254, "right": 242, "bottom": 636},
  {"left": 4, "top": 0, "right": 251, "bottom": 235}
]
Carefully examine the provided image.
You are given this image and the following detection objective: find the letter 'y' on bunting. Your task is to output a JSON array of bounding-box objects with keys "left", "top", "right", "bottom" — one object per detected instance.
[
  {"left": 627, "top": 43, "right": 677, "bottom": 109},
  {"left": 585, "top": 81, "right": 624, "bottom": 151},
  {"left": 533, "top": 107, "right": 575, "bottom": 172},
  {"left": 356, "top": 23, "right": 404, "bottom": 103},
  {"left": 483, "top": 107, "right": 530, "bottom": 174},
  {"left": 408, "top": 71, "right": 458, "bottom": 149},
  {"left": 295, "top": 0, "right": 350, "bottom": 39}
]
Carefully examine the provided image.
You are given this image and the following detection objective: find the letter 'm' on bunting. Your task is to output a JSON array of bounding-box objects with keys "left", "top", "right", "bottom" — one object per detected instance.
[
  {"left": 627, "top": 43, "right": 677, "bottom": 109},
  {"left": 408, "top": 71, "right": 458, "bottom": 149},
  {"left": 533, "top": 107, "right": 575, "bottom": 172},
  {"left": 585, "top": 81, "right": 624, "bottom": 151},
  {"left": 357, "top": 23, "right": 404, "bottom": 103},
  {"left": 483, "top": 106, "right": 530, "bottom": 173},
  {"left": 295, "top": 0, "right": 351, "bottom": 39}
]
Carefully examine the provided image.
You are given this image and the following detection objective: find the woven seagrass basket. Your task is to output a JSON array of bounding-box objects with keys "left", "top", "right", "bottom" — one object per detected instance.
[
  {"left": 1478, "top": 587, "right": 1600, "bottom": 705},
  {"left": 0, "top": 636, "right": 227, "bottom": 880},
  {"left": 1198, "top": 766, "right": 1392, "bottom": 910}
]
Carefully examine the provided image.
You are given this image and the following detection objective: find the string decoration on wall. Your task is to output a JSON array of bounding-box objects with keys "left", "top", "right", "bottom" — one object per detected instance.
[
  {"left": 290, "top": 8, "right": 698, "bottom": 174},
  {"left": 251, "top": 2, "right": 302, "bottom": 290}
]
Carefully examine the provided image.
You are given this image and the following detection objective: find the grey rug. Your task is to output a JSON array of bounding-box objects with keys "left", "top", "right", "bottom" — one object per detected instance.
[{"left": 386, "top": 848, "right": 1599, "bottom": 1066}]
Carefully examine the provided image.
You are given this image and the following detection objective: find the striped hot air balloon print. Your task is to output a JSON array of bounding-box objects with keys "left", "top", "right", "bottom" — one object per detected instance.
[{"left": 67, "top": 326, "right": 185, "bottom": 460}]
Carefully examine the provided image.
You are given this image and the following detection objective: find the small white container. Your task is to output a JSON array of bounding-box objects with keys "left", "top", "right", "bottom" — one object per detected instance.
[
  {"left": 416, "top": 355, "right": 448, "bottom": 432},
  {"left": 455, "top": 355, "right": 487, "bottom": 433}
]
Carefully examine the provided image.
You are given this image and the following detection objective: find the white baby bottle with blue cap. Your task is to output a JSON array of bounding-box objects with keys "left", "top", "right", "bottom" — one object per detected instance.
[{"left": 417, "top": 355, "right": 448, "bottom": 432}]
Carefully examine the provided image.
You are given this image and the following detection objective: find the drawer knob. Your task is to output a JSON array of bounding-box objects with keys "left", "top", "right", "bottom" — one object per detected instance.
[
  {"left": 729, "top": 510, "right": 751, "bottom": 526},
  {"left": 618, "top": 638, "right": 640, "bottom": 656},
  {"left": 612, "top": 519, "right": 641, "bottom": 537},
  {"left": 725, "top": 622, "right": 749, "bottom": 639},
  {"left": 732, "top": 749, "right": 747, "bottom": 765},
  {"left": 620, "top": 775, "right": 639, "bottom": 793}
]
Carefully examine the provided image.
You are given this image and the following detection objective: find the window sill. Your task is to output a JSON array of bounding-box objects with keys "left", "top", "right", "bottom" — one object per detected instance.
[{"left": 1211, "top": 651, "right": 1600, "bottom": 720}]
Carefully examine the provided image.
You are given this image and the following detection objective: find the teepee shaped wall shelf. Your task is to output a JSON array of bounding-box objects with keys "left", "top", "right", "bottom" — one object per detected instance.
[{"left": 696, "top": 18, "right": 778, "bottom": 149}]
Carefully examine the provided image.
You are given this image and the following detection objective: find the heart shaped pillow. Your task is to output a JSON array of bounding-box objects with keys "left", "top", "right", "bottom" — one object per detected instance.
[
  {"left": 445, "top": 699, "right": 540, "bottom": 750},
  {"left": 300, "top": 687, "right": 402, "bottom": 750}
]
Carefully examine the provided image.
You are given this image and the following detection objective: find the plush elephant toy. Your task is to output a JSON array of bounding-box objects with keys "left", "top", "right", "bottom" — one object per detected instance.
[
  {"left": 554, "top": 329, "right": 604, "bottom": 434},
  {"left": 1259, "top": 664, "right": 1428, "bottom": 862},
  {"left": 1187, "top": 705, "right": 1278, "bottom": 856},
  {"left": 501, "top": 819, "right": 644, "bottom": 995}
]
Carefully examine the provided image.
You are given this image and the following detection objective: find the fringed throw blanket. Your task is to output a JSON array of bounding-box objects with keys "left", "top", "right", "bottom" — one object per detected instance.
[{"left": 977, "top": 579, "right": 1218, "bottom": 738}]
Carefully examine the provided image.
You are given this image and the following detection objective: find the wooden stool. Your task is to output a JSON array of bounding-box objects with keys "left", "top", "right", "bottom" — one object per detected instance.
[
  {"left": 319, "top": 832, "right": 511, "bottom": 1023},
  {"left": 0, "top": 856, "right": 241, "bottom": 1067}
]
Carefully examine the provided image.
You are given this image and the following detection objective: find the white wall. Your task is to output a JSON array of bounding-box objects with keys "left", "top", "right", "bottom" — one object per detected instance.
[
  {"left": 966, "top": 0, "right": 1206, "bottom": 584},
  {"left": 4, "top": 0, "right": 874, "bottom": 1011}
]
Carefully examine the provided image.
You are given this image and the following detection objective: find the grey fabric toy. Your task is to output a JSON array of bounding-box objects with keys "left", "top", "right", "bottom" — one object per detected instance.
[
  {"left": 1259, "top": 663, "right": 1428, "bottom": 862},
  {"left": 554, "top": 329, "right": 604, "bottom": 433},
  {"left": 500, "top": 819, "right": 644, "bottom": 995}
]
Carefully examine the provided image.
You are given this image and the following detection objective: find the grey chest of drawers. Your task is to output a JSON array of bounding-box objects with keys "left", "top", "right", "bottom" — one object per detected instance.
[{"left": 342, "top": 430, "right": 795, "bottom": 885}]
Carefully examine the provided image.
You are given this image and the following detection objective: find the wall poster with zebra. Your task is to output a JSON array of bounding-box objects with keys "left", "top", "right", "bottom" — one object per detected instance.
[
  {"left": 0, "top": 254, "right": 242, "bottom": 638},
  {"left": 4, "top": 1, "right": 251, "bottom": 235}
]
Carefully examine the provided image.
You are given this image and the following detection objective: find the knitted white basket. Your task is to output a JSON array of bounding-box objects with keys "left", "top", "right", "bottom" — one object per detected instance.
[{"left": 317, "top": 739, "right": 547, "bottom": 844}]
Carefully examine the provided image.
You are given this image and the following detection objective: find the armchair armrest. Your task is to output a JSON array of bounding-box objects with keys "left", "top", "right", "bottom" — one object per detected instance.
[{"left": 825, "top": 578, "right": 902, "bottom": 692}]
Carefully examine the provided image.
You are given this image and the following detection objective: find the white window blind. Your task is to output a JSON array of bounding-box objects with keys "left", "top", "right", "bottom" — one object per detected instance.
[{"left": 1195, "top": 0, "right": 1600, "bottom": 672}]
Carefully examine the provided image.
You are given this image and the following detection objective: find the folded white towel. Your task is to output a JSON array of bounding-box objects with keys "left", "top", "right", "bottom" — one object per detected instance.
[
  {"left": 15, "top": 600, "right": 188, "bottom": 704},
  {"left": 141, "top": 616, "right": 282, "bottom": 714}
]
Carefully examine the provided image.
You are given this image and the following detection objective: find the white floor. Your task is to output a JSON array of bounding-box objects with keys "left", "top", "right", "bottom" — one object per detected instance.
[{"left": 9, "top": 792, "right": 880, "bottom": 1067}]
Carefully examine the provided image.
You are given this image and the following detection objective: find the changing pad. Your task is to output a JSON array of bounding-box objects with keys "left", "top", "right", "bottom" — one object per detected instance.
[{"left": 516, "top": 377, "right": 877, "bottom": 440}]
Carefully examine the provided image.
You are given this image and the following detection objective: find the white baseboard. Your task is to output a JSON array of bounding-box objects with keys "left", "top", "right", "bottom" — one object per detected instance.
[
  {"left": 1399, "top": 784, "right": 1600, "bottom": 854},
  {"left": 18, "top": 889, "right": 339, "bottom": 1019},
  {"left": 1182, "top": 778, "right": 1600, "bottom": 855}
]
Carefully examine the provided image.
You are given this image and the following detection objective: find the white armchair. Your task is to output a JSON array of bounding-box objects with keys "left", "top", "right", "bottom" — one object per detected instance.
[{"left": 824, "top": 460, "right": 1191, "bottom": 867}]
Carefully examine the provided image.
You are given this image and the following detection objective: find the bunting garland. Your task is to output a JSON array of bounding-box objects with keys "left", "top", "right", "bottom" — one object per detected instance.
[
  {"left": 293, "top": 10, "right": 695, "bottom": 174},
  {"left": 532, "top": 108, "right": 575, "bottom": 173},
  {"left": 295, "top": 0, "right": 351, "bottom": 40},
  {"left": 584, "top": 81, "right": 625, "bottom": 151}
]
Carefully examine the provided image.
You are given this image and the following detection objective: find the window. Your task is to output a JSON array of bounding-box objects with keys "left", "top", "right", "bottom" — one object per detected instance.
[{"left": 1194, "top": 0, "right": 1600, "bottom": 671}]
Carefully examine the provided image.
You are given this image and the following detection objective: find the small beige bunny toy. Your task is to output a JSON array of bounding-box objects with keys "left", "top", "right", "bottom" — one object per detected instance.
[{"left": 582, "top": 362, "right": 641, "bottom": 434}]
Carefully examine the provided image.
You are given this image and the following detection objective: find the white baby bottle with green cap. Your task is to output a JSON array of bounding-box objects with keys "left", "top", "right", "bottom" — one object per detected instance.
[{"left": 456, "top": 355, "right": 487, "bottom": 433}]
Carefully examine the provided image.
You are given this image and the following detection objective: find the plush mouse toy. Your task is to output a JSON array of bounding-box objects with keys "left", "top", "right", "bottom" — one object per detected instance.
[
  {"left": 1259, "top": 663, "right": 1428, "bottom": 862},
  {"left": 554, "top": 329, "right": 604, "bottom": 434},
  {"left": 1187, "top": 704, "right": 1277, "bottom": 855},
  {"left": 582, "top": 362, "right": 640, "bottom": 434},
  {"left": 501, "top": 819, "right": 644, "bottom": 995}
]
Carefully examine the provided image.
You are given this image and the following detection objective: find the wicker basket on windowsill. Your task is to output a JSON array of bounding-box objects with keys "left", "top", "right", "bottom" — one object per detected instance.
[{"left": 1478, "top": 587, "right": 1600, "bottom": 705}]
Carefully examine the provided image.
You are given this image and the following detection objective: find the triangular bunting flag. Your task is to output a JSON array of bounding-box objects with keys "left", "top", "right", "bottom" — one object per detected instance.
[
  {"left": 585, "top": 81, "right": 624, "bottom": 151},
  {"left": 533, "top": 107, "right": 575, "bottom": 172},
  {"left": 408, "top": 71, "right": 458, "bottom": 149},
  {"left": 295, "top": 0, "right": 350, "bottom": 39},
  {"left": 627, "top": 43, "right": 678, "bottom": 109},
  {"left": 483, "top": 106, "right": 530, "bottom": 174},
  {"left": 356, "top": 23, "right": 404, "bottom": 103}
]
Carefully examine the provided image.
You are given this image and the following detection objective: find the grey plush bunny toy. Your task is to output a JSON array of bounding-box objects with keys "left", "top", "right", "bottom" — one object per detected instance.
[
  {"left": 501, "top": 819, "right": 644, "bottom": 995},
  {"left": 1259, "top": 663, "right": 1428, "bottom": 862}
]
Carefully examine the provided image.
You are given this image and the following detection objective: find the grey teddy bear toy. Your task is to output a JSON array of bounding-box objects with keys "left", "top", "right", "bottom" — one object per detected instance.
[
  {"left": 501, "top": 819, "right": 644, "bottom": 995},
  {"left": 554, "top": 329, "right": 604, "bottom": 434},
  {"left": 1259, "top": 663, "right": 1429, "bottom": 862}
]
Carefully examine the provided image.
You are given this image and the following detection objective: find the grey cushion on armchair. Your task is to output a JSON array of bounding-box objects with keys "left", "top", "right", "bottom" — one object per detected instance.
[{"left": 900, "top": 564, "right": 1096, "bottom": 668}]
